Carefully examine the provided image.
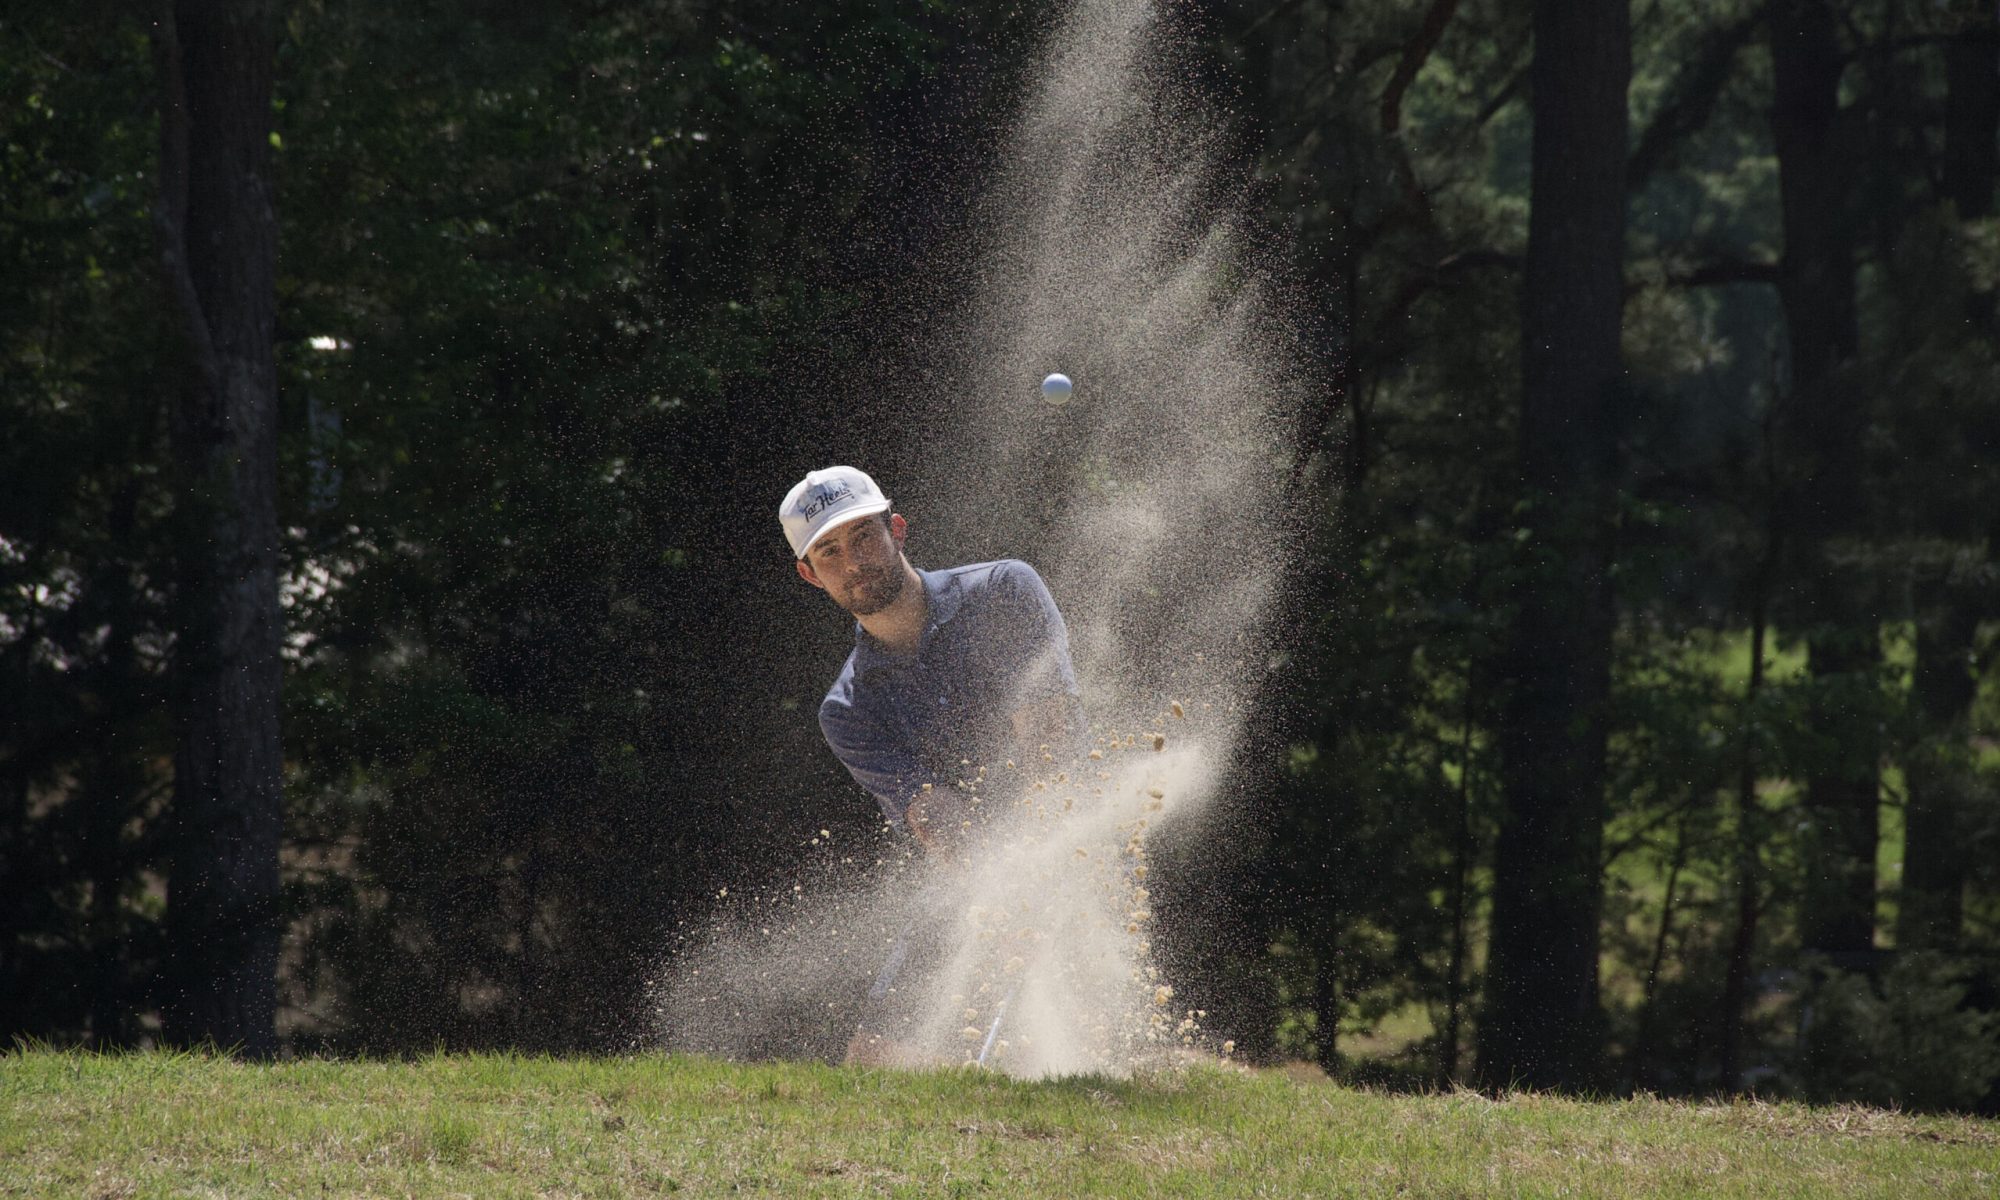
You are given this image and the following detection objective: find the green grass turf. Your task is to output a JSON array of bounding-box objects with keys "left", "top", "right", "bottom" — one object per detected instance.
[{"left": 2, "top": 1051, "right": 1994, "bottom": 1198}]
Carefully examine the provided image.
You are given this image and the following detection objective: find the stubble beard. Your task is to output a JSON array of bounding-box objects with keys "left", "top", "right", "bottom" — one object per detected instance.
[{"left": 840, "top": 560, "right": 907, "bottom": 617}]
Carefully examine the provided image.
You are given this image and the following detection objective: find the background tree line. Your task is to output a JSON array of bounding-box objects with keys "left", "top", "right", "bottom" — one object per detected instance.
[{"left": 2, "top": 0, "right": 1996, "bottom": 1112}]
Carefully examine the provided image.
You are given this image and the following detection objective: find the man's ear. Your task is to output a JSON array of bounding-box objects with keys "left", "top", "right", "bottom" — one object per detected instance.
[
  {"left": 796, "top": 558, "right": 826, "bottom": 590},
  {"left": 888, "top": 512, "right": 908, "bottom": 550}
]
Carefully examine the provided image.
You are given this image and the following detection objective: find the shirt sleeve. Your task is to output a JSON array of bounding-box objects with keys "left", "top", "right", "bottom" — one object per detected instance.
[
  {"left": 991, "top": 560, "right": 1080, "bottom": 707},
  {"left": 819, "top": 696, "right": 938, "bottom": 829}
]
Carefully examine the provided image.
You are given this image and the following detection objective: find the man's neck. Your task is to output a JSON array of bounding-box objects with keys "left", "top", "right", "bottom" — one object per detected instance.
[{"left": 857, "top": 561, "right": 928, "bottom": 656}]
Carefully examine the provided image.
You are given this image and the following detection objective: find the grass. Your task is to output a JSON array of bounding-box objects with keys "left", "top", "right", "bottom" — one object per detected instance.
[{"left": 3, "top": 1051, "right": 1996, "bottom": 1198}]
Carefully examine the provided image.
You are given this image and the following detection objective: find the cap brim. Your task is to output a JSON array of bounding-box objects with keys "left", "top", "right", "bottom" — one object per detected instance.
[{"left": 795, "top": 499, "right": 891, "bottom": 558}]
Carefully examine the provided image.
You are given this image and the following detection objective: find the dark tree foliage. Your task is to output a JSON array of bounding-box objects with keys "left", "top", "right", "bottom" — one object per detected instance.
[
  {"left": 2, "top": 9, "right": 177, "bottom": 1049},
  {"left": 1234, "top": 0, "right": 1998, "bottom": 1109},
  {"left": 268, "top": 0, "right": 1000, "bottom": 1051},
  {"left": 2, "top": 0, "right": 1997, "bottom": 1109}
]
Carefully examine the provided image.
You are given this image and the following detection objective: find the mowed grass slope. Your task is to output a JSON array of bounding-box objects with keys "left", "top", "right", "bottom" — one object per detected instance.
[{"left": 2, "top": 1052, "right": 1994, "bottom": 1198}]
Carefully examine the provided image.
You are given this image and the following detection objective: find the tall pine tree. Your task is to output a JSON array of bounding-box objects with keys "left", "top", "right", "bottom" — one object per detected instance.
[
  {"left": 1479, "top": 0, "right": 1630, "bottom": 1090},
  {"left": 154, "top": 0, "right": 283, "bottom": 1056}
]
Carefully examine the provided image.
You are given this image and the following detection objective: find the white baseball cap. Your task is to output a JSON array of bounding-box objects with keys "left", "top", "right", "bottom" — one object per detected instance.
[{"left": 779, "top": 466, "right": 891, "bottom": 559}]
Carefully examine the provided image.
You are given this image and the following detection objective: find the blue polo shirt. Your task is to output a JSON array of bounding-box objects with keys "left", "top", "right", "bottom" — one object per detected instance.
[{"left": 819, "top": 559, "right": 1082, "bottom": 827}]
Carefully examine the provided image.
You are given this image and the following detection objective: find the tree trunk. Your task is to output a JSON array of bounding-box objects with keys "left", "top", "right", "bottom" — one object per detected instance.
[
  {"left": 1902, "top": 4, "right": 2000, "bottom": 953},
  {"left": 1770, "top": 0, "right": 1876, "bottom": 962},
  {"left": 1720, "top": 562, "right": 1772, "bottom": 1090},
  {"left": 1630, "top": 816, "right": 1688, "bottom": 1090},
  {"left": 1441, "top": 662, "right": 1475, "bottom": 1084},
  {"left": 85, "top": 485, "right": 147, "bottom": 1048},
  {"left": 155, "top": 0, "right": 283, "bottom": 1057},
  {"left": 1312, "top": 940, "right": 1340, "bottom": 1076},
  {"left": 1478, "top": 0, "right": 1628, "bottom": 1092},
  {"left": 1900, "top": 603, "right": 1980, "bottom": 950},
  {"left": 1944, "top": 3, "right": 1998, "bottom": 327}
]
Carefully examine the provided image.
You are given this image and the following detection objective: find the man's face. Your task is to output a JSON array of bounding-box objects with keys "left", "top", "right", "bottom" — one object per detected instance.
[{"left": 799, "top": 514, "right": 907, "bottom": 616}]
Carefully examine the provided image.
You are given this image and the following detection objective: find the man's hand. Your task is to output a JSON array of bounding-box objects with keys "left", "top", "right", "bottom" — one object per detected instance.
[
  {"left": 905, "top": 789, "right": 971, "bottom": 855},
  {"left": 1010, "top": 693, "right": 1082, "bottom": 765}
]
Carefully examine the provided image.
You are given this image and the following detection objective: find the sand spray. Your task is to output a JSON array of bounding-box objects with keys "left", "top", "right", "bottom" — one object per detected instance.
[{"left": 656, "top": 0, "right": 1320, "bottom": 1076}]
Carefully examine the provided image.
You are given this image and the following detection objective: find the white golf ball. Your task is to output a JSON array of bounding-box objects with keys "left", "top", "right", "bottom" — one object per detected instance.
[{"left": 1041, "top": 373, "right": 1073, "bottom": 405}]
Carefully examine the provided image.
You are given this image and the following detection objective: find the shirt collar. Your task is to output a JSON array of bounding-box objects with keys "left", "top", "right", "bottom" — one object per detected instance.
[{"left": 851, "top": 566, "right": 964, "bottom": 674}]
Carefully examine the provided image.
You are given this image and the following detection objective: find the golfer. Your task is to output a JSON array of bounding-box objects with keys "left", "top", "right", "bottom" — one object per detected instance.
[
  {"left": 782, "top": 466, "right": 1085, "bottom": 1065},
  {"left": 782, "top": 465, "right": 1086, "bottom": 854}
]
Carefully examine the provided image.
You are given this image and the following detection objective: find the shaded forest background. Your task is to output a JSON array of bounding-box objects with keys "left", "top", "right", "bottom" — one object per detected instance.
[{"left": 4, "top": 0, "right": 1998, "bottom": 1112}]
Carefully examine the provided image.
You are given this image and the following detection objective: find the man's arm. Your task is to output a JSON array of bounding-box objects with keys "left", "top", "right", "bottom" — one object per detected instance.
[
  {"left": 992, "top": 561, "right": 1086, "bottom": 762},
  {"left": 819, "top": 697, "right": 977, "bottom": 855},
  {"left": 1010, "top": 693, "right": 1085, "bottom": 762},
  {"left": 819, "top": 700, "right": 933, "bottom": 831},
  {"left": 902, "top": 788, "right": 974, "bottom": 855}
]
